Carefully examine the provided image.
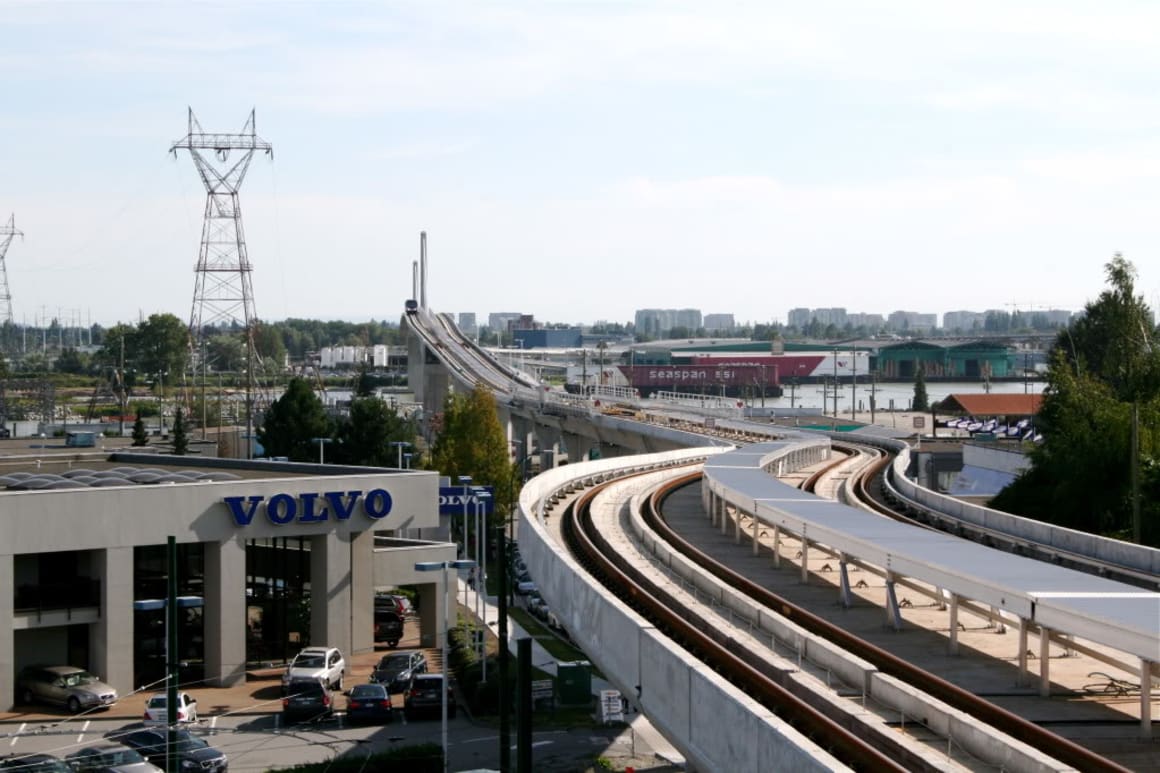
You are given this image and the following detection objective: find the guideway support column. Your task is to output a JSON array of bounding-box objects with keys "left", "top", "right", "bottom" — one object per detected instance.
[
  {"left": 1038, "top": 624, "right": 1052, "bottom": 697},
  {"left": 1141, "top": 658, "right": 1156, "bottom": 739},
  {"left": 884, "top": 570, "right": 903, "bottom": 631},
  {"left": 838, "top": 555, "right": 852, "bottom": 608},
  {"left": 947, "top": 593, "right": 960, "bottom": 656},
  {"left": 1017, "top": 618, "right": 1029, "bottom": 687}
]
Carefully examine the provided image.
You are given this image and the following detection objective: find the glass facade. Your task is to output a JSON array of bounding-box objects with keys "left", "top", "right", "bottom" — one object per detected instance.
[
  {"left": 132, "top": 544, "right": 205, "bottom": 689},
  {"left": 245, "top": 537, "right": 312, "bottom": 665}
]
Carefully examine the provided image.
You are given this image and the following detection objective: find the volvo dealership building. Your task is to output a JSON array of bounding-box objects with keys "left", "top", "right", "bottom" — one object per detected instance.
[{"left": 0, "top": 448, "right": 453, "bottom": 709}]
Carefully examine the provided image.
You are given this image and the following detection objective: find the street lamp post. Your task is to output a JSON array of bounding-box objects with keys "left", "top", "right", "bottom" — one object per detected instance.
[
  {"left": 457, "top": 476, "right": 472, "bottom": 560},
  {"left": 475, "top": 490, "right": 492, "bottom": 681},
  {"left": 390, "top": 440, "right": 411, "bottom": 469},
  {"left": 415, "top": 559, "right": 475, "bottom": 773}
]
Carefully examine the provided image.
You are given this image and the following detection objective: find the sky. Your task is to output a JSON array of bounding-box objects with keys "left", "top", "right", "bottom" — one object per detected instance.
[{"left": 3, "top": 1, "right": 1160, "bottom": 330}]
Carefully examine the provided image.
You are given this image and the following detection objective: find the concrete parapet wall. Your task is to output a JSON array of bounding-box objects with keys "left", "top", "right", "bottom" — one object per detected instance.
[{"left": 887, "top": 442, "right": 1160, "bottom": 578}]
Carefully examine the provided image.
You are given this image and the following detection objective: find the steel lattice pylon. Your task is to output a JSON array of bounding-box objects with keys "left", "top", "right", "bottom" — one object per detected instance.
[
  {"left": 170, "top": 108, "right": 272, "bottom": 346},
  {"left": 171, "top": 109, "right": 272, "bottom": 455},
  {"left": 0, "top": 214, "right": 23, "bottom": 329}
]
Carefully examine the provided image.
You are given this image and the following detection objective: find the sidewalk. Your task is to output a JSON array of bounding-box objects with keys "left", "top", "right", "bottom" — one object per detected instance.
[{"left": 455, "top": 573, "right": 685, "bottom": 767}]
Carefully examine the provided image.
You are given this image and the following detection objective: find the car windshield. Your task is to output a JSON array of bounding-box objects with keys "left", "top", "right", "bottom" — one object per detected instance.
[
  {"left": 172, "top": 734, "right": 208, "bottom": 752},
  {"left": 63, "top": 672, "right": 96, "bottom": 687},
  {"left": 380, "top": 655, "right": 411, "bottom": 670},
  {"left": 350, "top": 685, "right": 383, "bottom": 698},
  {"left": 294, "top": 654, "right": 325, "bottom": 668},
  {"left": 86, "top": 750, "right": 144, "bottom": 766}
]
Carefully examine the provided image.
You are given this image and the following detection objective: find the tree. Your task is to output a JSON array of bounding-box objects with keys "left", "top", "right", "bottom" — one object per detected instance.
[
  {"left": 171, "top": 407, "right": 189, "bottom": 455},
  {"left": 136, "top": 313, "right": 190, "bottom": 379},
  {"left": 428, "top": 385, "right": 518, "bottom": 516},
  {"left": 332, "top": 396, "right": 415, "bottom": 467},
  {"left": 258, "top": 377, "right": 331, "bottom": 461},
  {"left": 131, "top": 414, "right": 149, "bottom": 446},
  {"left": 912, "top": 365, "right": 929, "bottom": 411},
  {"left": 992, "top": 255, "right": 1160, "bottom": 546}
]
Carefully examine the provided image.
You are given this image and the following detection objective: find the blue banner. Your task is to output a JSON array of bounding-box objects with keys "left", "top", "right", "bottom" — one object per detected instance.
[{"left": 438, "top": 485, "right": 495, "bottom": 515}]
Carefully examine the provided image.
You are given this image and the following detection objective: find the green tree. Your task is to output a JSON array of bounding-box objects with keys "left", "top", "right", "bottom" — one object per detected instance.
[
  {"left": 131, "top": 414, "right": 148, "bottom": 446},
  {"left": 992, "top": 255, "right": 1160, "bottom": 545},
  {"left": 137, "top": 313, "right": 190, "bottom": 380},
  {"left": 912, "top": 365, "right": 929, "bottom": 411},
  {"left": 54, "top": 347, "right": 89, "bottom": 375},
  {"left": 171, "top": 407, "right": 189, "bottom": 455},
  {"left": 332, "top": 397, "right": 415, "bottom": 467},
  {"left": 429, "top": 385, "right": 518, "bottom": 516},
  {"left": 258, "top": 377, "right": 331, "bottom": 461}
]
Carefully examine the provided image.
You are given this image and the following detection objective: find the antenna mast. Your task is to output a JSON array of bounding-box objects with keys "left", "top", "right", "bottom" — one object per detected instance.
[{"left": 171, "top": 108, "right": 273, "bottom": 456}]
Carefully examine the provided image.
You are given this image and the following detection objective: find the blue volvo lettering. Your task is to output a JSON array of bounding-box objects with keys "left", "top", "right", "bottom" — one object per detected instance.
[{"left": 223, "top": 488, "right": 392, "bottom": 526}]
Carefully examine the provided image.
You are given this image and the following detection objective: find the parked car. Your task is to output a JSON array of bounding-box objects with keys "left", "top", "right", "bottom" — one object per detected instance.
[
  {"left": 282, "top": 679, "right": 335, "bottom": 723},
  {"left": 345, "top": 683, "right": 392, "bottom": 724},
  {"left": 374, "top": 609, "right": 405, "bottom": 648},
  {"left": 64, "top": 745, "right": 161, "bottom": 773},
  {"left": 16, "top": 665, "right": 117, "bottom": 713},
  {"left": 404, "top": 674, "right": 456, "bottom": 719},
  {"left": 142, "top": 691, "right": 197, "bottom": 724},
  {"left": 113, "top": 728, "right": 227, "bottom": 773},
  {"left": 280, "top": 646, "right": 345, "bottom": 691},
  {"left": 370, "top": 651, "right": 427, "bottom": 693},
  {"left": 374, "top": 592, "right": 412, "bottom": 617},
  {"left": 0, "top": 754, "right": 72, "bottom": 772}
]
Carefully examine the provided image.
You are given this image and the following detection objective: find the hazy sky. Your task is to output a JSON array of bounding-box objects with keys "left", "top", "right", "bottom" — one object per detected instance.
[{"left": 3, "top": 1, "right": 1159, "bottom": 329}]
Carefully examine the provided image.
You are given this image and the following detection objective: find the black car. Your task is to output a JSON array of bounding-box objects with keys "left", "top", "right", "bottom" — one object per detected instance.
[
  {"left": 63, "top": 745, "right": 158, "bottom": 772},
  {"left": 0, "top": 754, "right": 72, "bottom": 772},
  {"left": 370, "top": 651, "right": 427, "bottom": 692},
  {"left": 112, "top": 728, "right": 227, "bottom": 773},
  {"left": 404, "top": 673, "right": 456, "bottom": 719},
  {"left": 345, "top": 683, "right": 392, "bottom": 724},
  {"left": 282, "top": 679, "right": 334, "bottom": 723}
]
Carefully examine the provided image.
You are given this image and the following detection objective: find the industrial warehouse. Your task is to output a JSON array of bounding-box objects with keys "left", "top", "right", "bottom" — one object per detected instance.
[{"left": 0, "top": 447, "right": 452, "bottom": 710}]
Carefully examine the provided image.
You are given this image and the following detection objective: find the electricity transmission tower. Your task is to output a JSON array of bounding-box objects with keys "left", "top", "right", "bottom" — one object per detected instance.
[
  {"left": 170, "top": 108, "right": 273, "bottom": 455},
  {"left": 0, "top": 214, "right": 23, "bottom": 350}
]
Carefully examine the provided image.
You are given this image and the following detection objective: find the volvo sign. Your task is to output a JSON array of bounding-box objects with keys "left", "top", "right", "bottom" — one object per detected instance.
[{"left": 223, "top": 489, "right": 393, "bottom": 526}]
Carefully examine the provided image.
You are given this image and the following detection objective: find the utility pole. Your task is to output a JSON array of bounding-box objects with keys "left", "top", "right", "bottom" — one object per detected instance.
[
  {"left": 171, "top": 108, "right": 272, "bottom": 459},
  {"left": 850, "top": 347, "right": 857, "bottom": 422}
]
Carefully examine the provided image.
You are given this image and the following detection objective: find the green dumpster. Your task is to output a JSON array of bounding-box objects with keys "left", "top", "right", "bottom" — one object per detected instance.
[{"left": 556, "top": 660, "right": 591, "bottom": 705}]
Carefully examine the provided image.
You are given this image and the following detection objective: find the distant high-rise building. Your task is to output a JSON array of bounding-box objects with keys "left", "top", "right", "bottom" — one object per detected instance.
[
  {"left": 633, "top": 308, "right": 702, "bottom": 337},
  {"left": 703, "top": 313, "right": 735, "bottom": 332},
  {"left": 943, "top": 310, "right": 985, "bottom": 331},
  {"left": 457, "top": 312, "right": 477, "bottom": 337},
  {"left": 847, "top": 312, "right": 885, "bottom": 330},
  {"left": 787, "top": 308, "right": 811, "bottom": 328},
  {"left": 887, "top": 310, "right": 937, "bottom": 333}
]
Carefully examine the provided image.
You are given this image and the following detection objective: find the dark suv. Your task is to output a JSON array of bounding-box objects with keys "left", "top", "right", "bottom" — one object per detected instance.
[
  {"left": 113, "top": 728, "right": 227, "bottom": 773},
  {"left": 282, "top": 680, "right": 334, "bottom": 723},
  {"left": 404, "top": 674, "right": 456, "bottom": 719}
]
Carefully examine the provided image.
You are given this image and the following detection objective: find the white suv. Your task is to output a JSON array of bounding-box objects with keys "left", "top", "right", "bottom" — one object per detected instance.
[{"left": 281, "top": 647, "right": 345, "bottom": 692}]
